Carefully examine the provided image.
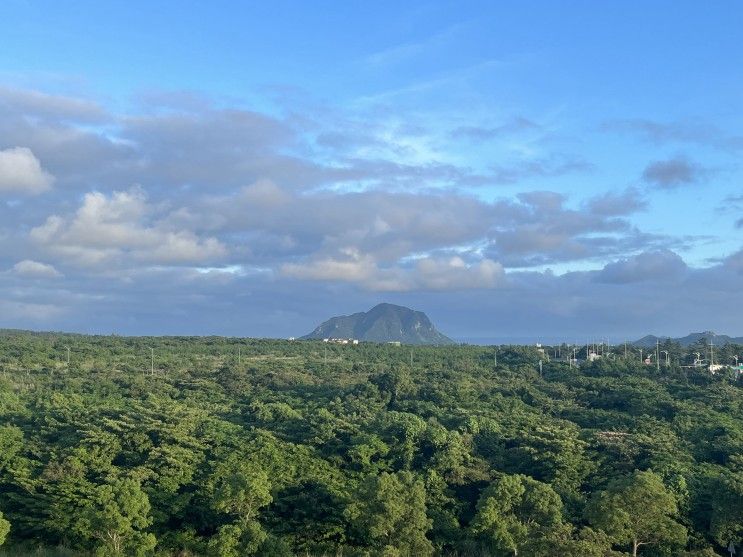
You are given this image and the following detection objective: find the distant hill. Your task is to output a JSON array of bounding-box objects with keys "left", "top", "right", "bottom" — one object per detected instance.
[
  {"left": 633, "top": 331, "right": 743, "bottom": 348},
  {"left": 301, "top": 303, "right": 455, "bottom": 345}
]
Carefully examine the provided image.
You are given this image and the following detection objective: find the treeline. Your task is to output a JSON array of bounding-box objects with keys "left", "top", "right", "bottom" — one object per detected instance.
[{"left": 0, "top": 332, "right": 742, "bottom": 556}]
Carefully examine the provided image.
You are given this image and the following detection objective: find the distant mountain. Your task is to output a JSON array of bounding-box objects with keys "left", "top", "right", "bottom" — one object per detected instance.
[
  {"left": 633, "top": 331, "right": 743, "bottom": 348},
  {"left": 301, "top": 303, "right": 455, "bottom": 345}
]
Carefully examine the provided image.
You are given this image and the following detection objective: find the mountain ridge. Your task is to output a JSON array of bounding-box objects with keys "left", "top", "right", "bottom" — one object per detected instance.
[
  {"left": 633, "top": 331, "right": 743, "bottom": 348},
  {"left": 301, "top": 303, "right": 455, "bottom": 345}
]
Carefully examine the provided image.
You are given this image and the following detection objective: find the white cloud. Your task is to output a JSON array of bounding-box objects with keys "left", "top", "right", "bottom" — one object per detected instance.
[
  {"left": 282, "top": 249, "right": 504, "bottom": 291},
  {"left": 30, "top": 188, "right": 227, "bottom": 268},
  {"left": 0, "top": 147, "right": 54, "bottom": 194},
  {"left": 0, "top": 299, "right": 64, "bottom": 321},
  {"left": 11, "top": 259, "right": 63, "bottom": 279}
]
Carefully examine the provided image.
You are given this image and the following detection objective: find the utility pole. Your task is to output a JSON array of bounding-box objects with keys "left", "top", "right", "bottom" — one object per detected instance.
[
  {"left": 639, "top": 348, "right": 643, "bottom": 364},
  {"left": 656, "top": 340, "right": 660, "bottom": 372},
  {"left": 494, "top": 347, "right": 497, "bottom": 367},
  {"left": 238, "top": 346, "right": 241, "bottom": 365},
  {"left": 624, "top": 342, "right": 628, "bottom": 359},
  {"left": 710, "top": 341, "right": 715, "bottom": 368}
]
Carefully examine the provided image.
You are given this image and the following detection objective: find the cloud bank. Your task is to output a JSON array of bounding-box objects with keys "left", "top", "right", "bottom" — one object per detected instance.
[{"left": 0, "top": 85, "right": 740, "bottom": 340}]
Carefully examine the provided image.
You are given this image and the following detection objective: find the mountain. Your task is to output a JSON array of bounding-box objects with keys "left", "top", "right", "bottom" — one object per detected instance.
[
  {"left": 633, "top": 331, "right": 743, "bottom": 348},
  {"left": 301, "top": 303, "right": 455, "bottom": 345}
]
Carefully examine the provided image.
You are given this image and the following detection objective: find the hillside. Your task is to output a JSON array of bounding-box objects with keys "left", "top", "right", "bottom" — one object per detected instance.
[
  {"left": 633, "top": 330, "right": 743, "bottom": 348},
  {"left": 301, "top": 303, "right": 455, "bottom": 345}
]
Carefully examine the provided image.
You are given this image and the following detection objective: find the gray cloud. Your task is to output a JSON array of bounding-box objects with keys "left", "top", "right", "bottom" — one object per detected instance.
[
  {"left": 603, "top": 118, "right": 743, "bottom": 152},
  {"left": 485, "top": 190, "right": 660, "bottom": 267},
  {"left": 164, "top": 182, "right": 655, "bottom": 275},
  {"left": 0, "top": 86, "right": 496, "bottom": 197},
  {"left": 595, "top": 249, "right": 688, "bottom": 284},
  {"left": 0, "top": 86, "right": 107, "bottom": 123},
  {"left": 642, "top": 156, "right": 709, "bottom": 188},
  {"left": 0, "top": 85, "right": 735, "bottom": 339},
  {"left": 282, "top": 252, "right": 505, "bottom": 292},
  {"left": 719, "top": 195, "right": 743, "bottom": 228},
  {"left": 490, "top": 154, "right": 592, "bottom": 185},
  {"left": 1, "top": 247, "right": 742, "bottom": 343},
  {"left": 583, "top": 188, "right": 646, "bottom": 217}
]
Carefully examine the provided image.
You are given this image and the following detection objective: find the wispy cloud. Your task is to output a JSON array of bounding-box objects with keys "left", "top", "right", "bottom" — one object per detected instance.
[
  {"left": 490, "top": 154, "right": 593, "bottom": 184},
  {"left": 450, "top": 117, "right": 540, "bottom": 141},
  {"left": 603, "top": 118, "right": 743, "bottom": 152},
  {"left": 363, "top": 22, "right": 471, "bottom": 67}
]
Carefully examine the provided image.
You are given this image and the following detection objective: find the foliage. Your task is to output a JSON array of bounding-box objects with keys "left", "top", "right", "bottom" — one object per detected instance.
[
  {"left": 469, "top": 473, "right": 563, "bottom": 556},
  {"left": 585, "top": 470, "right": 687, "bottom": 556},
  {"left": 345, "top": 471, "right": 433, "bottom": 556},
  {"left": 75, "top": 479, "right": 156, "bottom": 556},
  {"left": 0, "top": 331, "right": 742, "bottom": 555}
]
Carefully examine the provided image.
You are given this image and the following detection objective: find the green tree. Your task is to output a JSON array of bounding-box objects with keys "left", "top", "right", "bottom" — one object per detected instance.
[
  {"left": 522, "top": 523, "right": 618, "bottom": 557},
  {"left": 0, "top": 512, "right": 9, "bottom": 546},
  {"left": 710, "top": 472, "right": 743, "bottom": 550},
  {"left": 77, "top": 478, "right": 156, "bottom": 557},
  {"left": 212, "top": 468, "right": 272, "bottom": 526},
  {"left": 210, "top": 468, "right": 272, "bottom": 556},
  {"left": 469, "top": 473, "right": 564, "bottom": 556},
  {"left": 345, "top": 471, "right": 433, "bottom": 556},
  {"left": 586, "top": 470, "right": 687, "bottom": 556}
]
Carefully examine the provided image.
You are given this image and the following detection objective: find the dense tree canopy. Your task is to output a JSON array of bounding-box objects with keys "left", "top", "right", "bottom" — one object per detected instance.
[{"left": 0, "top": 330, "right": 742, "bottom": 555}]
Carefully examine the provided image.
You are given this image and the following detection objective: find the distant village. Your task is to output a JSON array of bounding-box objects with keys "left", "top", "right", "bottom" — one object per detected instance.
[
  {"left": 537, "top": 341, "right": 743, "bottom": 376},
  {"left": 293, "top": 338, "right": 743, "bottom": 376}
]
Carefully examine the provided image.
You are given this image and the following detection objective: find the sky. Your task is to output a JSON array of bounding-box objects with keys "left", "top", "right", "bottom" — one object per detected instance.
[{"left": 0, "top": 0, "right": 742, "bottom": 343}]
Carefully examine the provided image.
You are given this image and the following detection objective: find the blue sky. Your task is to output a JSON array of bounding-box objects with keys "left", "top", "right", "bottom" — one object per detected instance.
[{"left": 0, "top": 1, "right": 742, "bottom": 342}]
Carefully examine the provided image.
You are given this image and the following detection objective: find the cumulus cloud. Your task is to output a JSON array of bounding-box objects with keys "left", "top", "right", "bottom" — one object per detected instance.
[
  {"left": 11, "top": 259, "right": 62, "bottom": 279},
  {"left": 282, "top": 250, "right": 504, "bottom": 291},
  {"left": 168, "top": 181, "right": 653, "bottom": 274},
  {"left": 0, "top": 147, "right": 54, "bottom": 194},
  {"left": 30, "top": 188, "right": 227, "bottom": 268},
  {"left": 486, "top": 191, "right": 659, "bottom": 267},
  {"left": 1, "top": 85, "right": 737, "bottom": 338},
  {"left": 642, "top": 156, "right": 708, "bottom": 188},
  {"left": 595, "top": 249, "right": 688, "bottom": 284}
]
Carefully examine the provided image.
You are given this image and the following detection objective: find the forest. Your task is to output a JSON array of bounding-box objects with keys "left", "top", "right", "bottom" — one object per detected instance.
[{"left": 1, "top": 330, "right": 743, "bottom": 556}]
